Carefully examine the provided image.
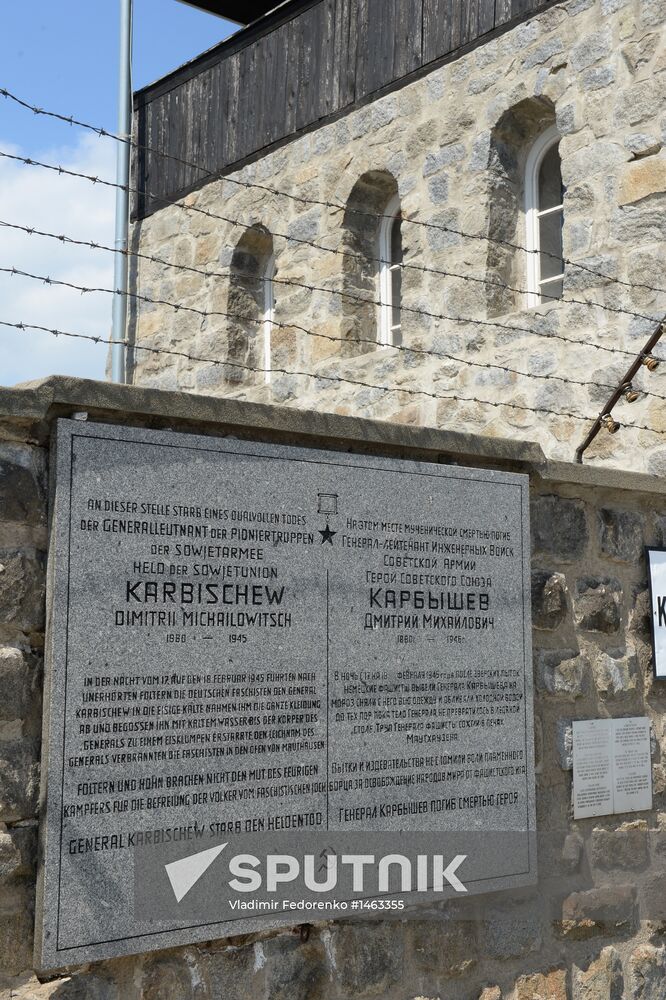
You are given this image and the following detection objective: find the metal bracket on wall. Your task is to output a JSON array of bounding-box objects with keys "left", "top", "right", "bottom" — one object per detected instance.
[{"left": 575, "top": 318, "right": 665, "bottom": 463}]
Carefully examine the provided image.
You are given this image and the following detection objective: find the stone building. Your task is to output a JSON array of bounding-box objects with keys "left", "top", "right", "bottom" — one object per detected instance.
[
  {"left": 3, "top": 1, "right": 666, "bottom": 999},
  {"left": 127, "top": 0, "right": 666, "bottom": 474}
]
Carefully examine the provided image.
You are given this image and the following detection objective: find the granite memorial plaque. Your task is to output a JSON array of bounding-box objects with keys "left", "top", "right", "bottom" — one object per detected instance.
[
  {"left": 36, "top": 419, "right": 536, "bottom": 969},
  {"left": 573, "top": 717, "right": 652, "bottom": 819}
]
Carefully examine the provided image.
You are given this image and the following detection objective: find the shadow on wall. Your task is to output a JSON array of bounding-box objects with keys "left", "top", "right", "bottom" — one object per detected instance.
[{"left": 226, "top": 225, "right": 275, "bottom": 387}]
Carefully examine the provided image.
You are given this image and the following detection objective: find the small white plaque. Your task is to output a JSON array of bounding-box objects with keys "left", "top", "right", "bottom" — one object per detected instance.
[
  {"left": 613, "top": 717, "right": 653, "bottom": 814},
  {"left": 572, "top": 719, "right": 613, "bottom": 819},
  {"left": 647, "top": 548, "right": 666, "bottom": 679},
  {"left": 573, "top": 717, "right": 652, "bottom": 819}
]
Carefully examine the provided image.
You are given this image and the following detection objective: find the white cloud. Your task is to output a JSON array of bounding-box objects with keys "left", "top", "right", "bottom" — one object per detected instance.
[{"left": 0, "top": 134, "right": 117, "bottom": 387}]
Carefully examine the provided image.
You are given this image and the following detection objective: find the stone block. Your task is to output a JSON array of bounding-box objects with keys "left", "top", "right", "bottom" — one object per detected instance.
[
  {"left": 627, "top": 246, "right": 664, "bottom": 297},
  {"left": 628, "top": 944, "right": 666, "bottom": 999},
  {"left": 619, "top": 156, "right": 666, "bottom": 205},
  {"left": 261, "top": 933, "right": 329, "bottom": 1000},
  {"left": 286, "top": 210, "right": 320, "bottom": 244},
  {"left": 410, "top": 920, "right": 477, "bottom": 976},
  {"left": 648, "top": 451, "right": 666, "bottom": 478},
  {"left": 625, "top": 134, "right": 662, "bottom": 157},
  {"left": 615, "top": 81, "right": 664, "bottom": 128},
  {"left": 0, "top": 646, "right": 39, "bottom": 722},
  {"left": 573, "top": 947, "right": 623, "bottom": 1000},
  {"left": 142, "top": 951, "right": 210, "bottom": 1000},
  {"left": 592, "top": 647, "right": 640, "bottom": 699},
  {"left": 591, "top": 821, "right": 649, "bottom": 870},
  {"left": 371, "top": 96, "right": 397, "bottom": 129},
  {"left": 581, "top": 65, "right": 615, "bottom": 91},
  {"left": 562, "top": 832, "right": 584, "bottom": 873},
  {"left": 469, "top": 133, "right": 491, "bottom": 172},
  {"left": 531, "top": 572, "right": 568, "bottom": 630},
  {"left": 566, "top": 220, "right": 593, "bottom": 254},
  {"left": 598, "top": 509, "right": 644, "bottom": 562},
  {"left": 0, "top": 450, "right": 45, "bottom": 527},
  {"left": 208, "top": 942, "right": 260, "bottom": 1000},
  {"left": 428, "top": 175, "right": 449, "bottom": 205},
  {"left": 621, "top": 33, "right": 659, "bottom": 73},
  {"left": 423, "top": 142, "right": 465, "bottom": 177},
  {"left": 0, "top": 887, "right": 34, "bottom": 977},
  {"left": 556, "top": 103, "right": 576, "bottom": 135},
  {"left": 557, "top": 719, "right": 574, "bottom": 770},
  {"left": 426, "top": 210, "right": 461, "bottom": 251},
  {"left": 570, "top": 27, "right": 612, "bottom": 71},
  {"left": 531, "top": 496, "right": 588, "bottom": 561},
  {"left": 537, "top": 649, "right": 588, "bottom": 699},
  {"left": 563, "top": 141, "right": 627, "bottom": 184},
  {"left": 332, "top": 924, "right": 403, "bottom": 997},
  {"left": 514, "top": 969, "right": 567, "bottom": 1000},
  {"left": 563, "top": 253, "right": 618, "bottom": 291},
  {"left": 561, "top": 886, "right": 637, "bottom": 937},
  {"left": 0, "top": 976, "right": 67, "bottom": 999},
  {"left": 573, "top": 578, "right": 622, "bottom": 634},
  {"left": 521, "top": 37, "right": 565, "bottom": 70},
  {"left": 482, "top": 904, "right": 543, "bottom": 959},
  {"left": 0, "top": 741, "right": 40, "bottom": 822},
  {"left": 611, "top": 201, "right": 666, "bottom": 244},
  {"left": 42, "top": 972, "right": 125, "bottom": 1000},
  {"left": 0, "top": 823, "right": 36, "bottom": 886},
  {"left": 0, "top": 551, "right": 46, "bottom": 633},
  {"left": 639, "top": 0, "right": 666, "bottom": 28}
]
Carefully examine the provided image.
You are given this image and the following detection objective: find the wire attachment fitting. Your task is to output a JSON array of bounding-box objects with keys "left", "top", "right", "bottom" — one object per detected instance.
[
  {"left": 601, "top": 413, "right": 621, "bottom": 434},
  {"left": 621, "top": 383, "right": 640, "bottom": 403}
]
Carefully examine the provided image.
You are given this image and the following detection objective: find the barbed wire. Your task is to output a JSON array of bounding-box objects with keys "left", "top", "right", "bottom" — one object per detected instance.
[
  {"left": 4, "top": 261, "right": 665, "bottom": 404},
  {"left": 3, "top": 316, "right": 665, "bottom": 438},
  {"left": 3, "top": 86, "right": 666, "bottom": 300},
  {"left": 1, "top": 215, "right": 660, "bottom": 335},
  {"left": 2, "top": 146, "right": 665, "bottom": 364}
]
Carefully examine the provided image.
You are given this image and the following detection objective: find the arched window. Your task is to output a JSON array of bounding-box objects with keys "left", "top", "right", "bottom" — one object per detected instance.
[
  {"left": 262, "top": 254, "right": 275, "bottom": 384},
  {"left": 525, "top": 126, "right": 564, "bottom": 307},
  {"left": 378, "top": 193, "right": 403, "bottom": 347},
  {"left": 342, "top": 170, "right": 400, "bottom": 354}
]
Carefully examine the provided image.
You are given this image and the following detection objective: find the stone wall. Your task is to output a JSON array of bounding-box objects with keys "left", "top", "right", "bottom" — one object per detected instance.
[
  {"left": 129, "top": 0, "right": 666, "bottom": 475},
  {"left": 1, "top": 377, "right": 666, "bottom": 999}
]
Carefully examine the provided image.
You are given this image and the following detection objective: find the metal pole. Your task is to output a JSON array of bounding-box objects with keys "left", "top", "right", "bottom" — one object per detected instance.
[{"left": 111, "top": 0, "right": 133, "bottom": 383}]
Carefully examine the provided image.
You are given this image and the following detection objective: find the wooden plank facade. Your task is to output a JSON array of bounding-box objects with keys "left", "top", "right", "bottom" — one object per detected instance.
[{"left": 134, "top": 0, "right": 558, "bottom": 219}]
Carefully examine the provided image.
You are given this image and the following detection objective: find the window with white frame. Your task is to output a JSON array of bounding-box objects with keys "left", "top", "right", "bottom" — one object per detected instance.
[
  {"left": 378, "top": 193, "right": 403, "bottom": 346},
  {"left": 525, "top": 126, "right": 564, "bottom": 307},
  {"left": 262, "top": 254, "right": 275, "bottom": 384}
]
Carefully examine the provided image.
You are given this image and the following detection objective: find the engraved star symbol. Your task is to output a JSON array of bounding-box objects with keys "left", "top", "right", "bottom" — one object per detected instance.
[{"left": 319, "top": 524, "right": 337, "bottom": 545}]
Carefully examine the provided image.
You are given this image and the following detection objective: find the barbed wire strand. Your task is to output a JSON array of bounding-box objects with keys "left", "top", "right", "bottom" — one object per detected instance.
[
  {"left": 4, "top": 262, "right": 666, "bottom": 404},
  {"left": 1, "top": 215, "right": 661, "bottom": 335},
  {"left": 2, "top": 316, "right": 665, "bottom": 438},
  {"left": 2, "top": 86, "right": 665, "bottom": 300}
]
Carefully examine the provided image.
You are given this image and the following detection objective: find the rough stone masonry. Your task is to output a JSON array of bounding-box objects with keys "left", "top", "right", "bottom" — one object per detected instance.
[
  {"left": 128, "top": 0, "right": 666, "bottom": 476},
  {"left": 0, "top": 376, "right": 666, "bottom": 999}
]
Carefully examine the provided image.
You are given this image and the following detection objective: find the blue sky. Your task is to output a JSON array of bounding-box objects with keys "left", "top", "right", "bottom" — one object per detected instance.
[{"left": 0, "top": 1, "right": 236, "bottom": 386}]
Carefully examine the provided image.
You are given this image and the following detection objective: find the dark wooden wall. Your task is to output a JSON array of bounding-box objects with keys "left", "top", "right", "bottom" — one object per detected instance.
[{"left": 134, "top": 0, "right": 557, "bottom": 219}]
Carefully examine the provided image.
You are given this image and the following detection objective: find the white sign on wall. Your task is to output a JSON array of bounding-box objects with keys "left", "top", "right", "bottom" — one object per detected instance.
[
  {"left": 647, "top": 547, "right": 666, "bottom": 679},
  {"left": 573, "top": 717, "right": 652, "bottom": 820}
]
